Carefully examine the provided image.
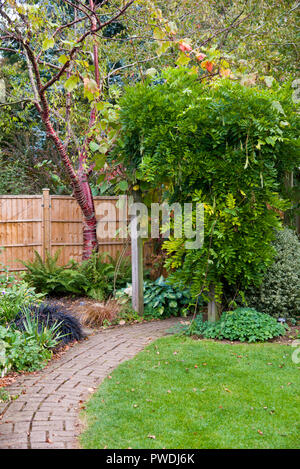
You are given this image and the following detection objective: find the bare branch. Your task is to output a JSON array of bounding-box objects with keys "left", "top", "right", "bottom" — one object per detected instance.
[
  {"left": 199, "top": 9, "right": 254, "bottom": 49},
  {"left": 62, "top": 0, "right": 95, "bottom": 25},
  {"left": 96, "top": 0, "right": 135, "bottom": 29},
  {"left": 24, "top": 47, "right": 42, "bottom": 113},
  {"left": 53, "top": 15, "right": 88, "bottom": 38},
  {"left": 0, "top": 98, "right": 33, "bottom": 107}
]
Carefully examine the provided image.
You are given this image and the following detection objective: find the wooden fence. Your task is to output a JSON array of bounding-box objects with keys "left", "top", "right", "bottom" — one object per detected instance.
[{"left": 0, "top": 189, "right": 146, "bottom": 273}]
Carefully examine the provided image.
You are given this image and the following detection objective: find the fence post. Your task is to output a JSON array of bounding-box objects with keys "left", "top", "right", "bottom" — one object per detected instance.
[{"left": 42, "top": 188, "right": 51, "bottom": 261}]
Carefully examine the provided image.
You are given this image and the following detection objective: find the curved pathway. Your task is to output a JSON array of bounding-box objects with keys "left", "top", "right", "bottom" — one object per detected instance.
[{"left": 0, "top": 318, "right": 180, "bottom": 449}]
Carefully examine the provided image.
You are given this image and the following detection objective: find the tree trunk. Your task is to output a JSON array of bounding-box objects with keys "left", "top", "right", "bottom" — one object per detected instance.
[
  {"left": 80, "top": 178, "right": 98, "bottom": 260},
  {"left": 43, "top": 116, "right": 98, "bottom": 260},
  {"left": 207, "top": 284, "right": 221, "bottom": 322}
]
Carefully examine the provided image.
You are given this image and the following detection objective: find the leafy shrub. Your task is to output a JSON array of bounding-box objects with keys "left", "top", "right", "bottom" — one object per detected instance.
[
  {"left": 0, "top": 250, "right": 16, "bottom": 288},
  {"left": 12, "top": 308, "right": 65, "bottom": 349},
  {"left": 0, "top": 302, "right": 84, "bottom": 377},
  {"left": 244, "top": 228, "right": 300, "bottom": 318},
  {"left": 79, "top": 252, "right": 131, "bottom": 300},
  {"left": 186, "top": 307, "right": 287, "bottom": 342},
  {"left": 116, "top": 276, "right": 192, "bottom": 319},
  {"left": 116, "top": 68, "right": 299, "bottom": 306},
  {"left": 0, "top": 323, "right": 59, "bottom": 377},
  {"left": 0, "top": 282, "right": 44, "bottom": 325},
  {"left": 22, "top": 250, "right": 131, "bottom": 300},
  {"left": 0, "top": 388, "right": 10, "bottom": 402}
]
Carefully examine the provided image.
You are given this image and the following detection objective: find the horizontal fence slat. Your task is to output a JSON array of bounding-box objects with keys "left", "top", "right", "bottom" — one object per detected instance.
[
  {"left": 50, "top": 195, "right": 119, "bottom": 200},
  {"left": 0, "top": 219, "right": 42, "bottom": 223},
  {"left": 0, "top": 195, "right": 42, "bottom": 199},
  {"left": 0, "top": 243, "right": 42, "bottom": 248},
  {"left": 51, "top": 219, "right": 82, "bottom": 223},
  {"left": 0, "top": 268, "right": 27, "bottom": 272},
  {"left": 50, "top": 242, "right": 84, "bottom": 246}
]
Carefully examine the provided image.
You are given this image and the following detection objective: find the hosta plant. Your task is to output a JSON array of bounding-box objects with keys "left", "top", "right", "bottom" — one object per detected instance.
[{"left": 116, "top": 276, "right": 192, "bottom": 319}]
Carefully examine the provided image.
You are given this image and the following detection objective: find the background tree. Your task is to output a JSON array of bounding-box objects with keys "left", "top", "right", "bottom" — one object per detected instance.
[{"left": 0, "top": 0, "right": 137, "bottom": 259}]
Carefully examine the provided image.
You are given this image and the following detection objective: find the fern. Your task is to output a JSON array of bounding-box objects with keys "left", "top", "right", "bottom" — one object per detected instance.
[{"left": 22, "top": 250, "right": 131, "bottom": 299}]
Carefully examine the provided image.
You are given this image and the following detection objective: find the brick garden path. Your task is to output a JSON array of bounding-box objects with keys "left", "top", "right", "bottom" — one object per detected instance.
[{"left": 0, "top": 318, "right": 180, "bottom": 449}]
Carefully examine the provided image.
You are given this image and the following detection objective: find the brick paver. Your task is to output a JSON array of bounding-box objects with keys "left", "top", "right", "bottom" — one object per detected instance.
[{"left": 0, "top": 318, "right": 179, "bottom": 449}]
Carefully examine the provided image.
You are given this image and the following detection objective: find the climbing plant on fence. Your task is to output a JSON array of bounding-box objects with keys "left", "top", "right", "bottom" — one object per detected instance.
[{"left": 114, "top": 68, "right": 300, "bottom": 314}]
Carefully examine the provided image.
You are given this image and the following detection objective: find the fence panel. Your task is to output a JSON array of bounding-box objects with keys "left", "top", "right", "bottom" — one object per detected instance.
[
  {"left": 0, "top": 191, "right": 145, "bottom": 272},
  {"left": 0, "top": 195, "right": 43, "bottom": 272}
]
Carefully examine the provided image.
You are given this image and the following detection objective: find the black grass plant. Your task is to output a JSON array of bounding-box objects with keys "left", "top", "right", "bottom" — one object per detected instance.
[{"left": 13, "top": 303, "right": 84, "bottom": 345}]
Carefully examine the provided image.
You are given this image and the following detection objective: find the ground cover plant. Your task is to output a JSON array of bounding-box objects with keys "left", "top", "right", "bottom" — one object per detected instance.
[
  {"left": 0, "top": 319, "right": 61, "bottom": 377},
  {"left": 13, "top": 304, "right": 83, "bottom": 346},
  {"left": 0, "top": 302, "right": 83, "bottom": 377},
  {"left": 80, "top": 336, "right": 300, "bottom": 449},
  {"left": 184, "top": 308, "right": 287, "bottom": 342}
]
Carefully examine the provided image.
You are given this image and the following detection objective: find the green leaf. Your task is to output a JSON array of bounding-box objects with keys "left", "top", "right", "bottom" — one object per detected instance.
[
  {"left": 271, "top": 101, "right": 285, "bottom": 115},
  {"left": 145, "top": 68, "right": 158, "bottom": 77},
  {"left": 264, "top": 76, "right": 275, "bottom": 88},
  {"left": 64, "top": 75, "right": 79, "bottom": 92},
  {"left": 118, "top": 181, "right": 129, "bottom": 191},
  {"left": 58, "top": 54, "right": 69, "bottom": 65},
  {"left": 89, "top": 141, "right": 100, "bottom": 152},
  {"left": 42, "top": 37, "right": 55, "bottom": 51},
  {"left": 176, "top": 52, "right": 191, "bottom": 66},
  {"left": 94, "top": 155, "right": 106, "bottom": 170}
]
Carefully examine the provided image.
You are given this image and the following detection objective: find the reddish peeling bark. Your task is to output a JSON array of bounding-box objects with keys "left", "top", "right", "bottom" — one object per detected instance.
[{"left": 42, "top": 112, "right": 98, "bottom": 260}]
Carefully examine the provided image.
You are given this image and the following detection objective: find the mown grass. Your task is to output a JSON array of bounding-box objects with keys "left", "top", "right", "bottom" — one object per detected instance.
[{"left": 80, "top": 336, "right": 300, "bottom": 449}]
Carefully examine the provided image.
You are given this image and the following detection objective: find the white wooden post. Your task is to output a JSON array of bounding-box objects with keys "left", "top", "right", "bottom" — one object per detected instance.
[{"left": 131, "top": 191, "right": 144, "bottom": 314}]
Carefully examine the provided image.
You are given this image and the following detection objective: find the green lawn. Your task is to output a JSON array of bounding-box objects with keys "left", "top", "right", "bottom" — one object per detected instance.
[{"left": 79, "top": 336, "right": 300, "bottom": 449}]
